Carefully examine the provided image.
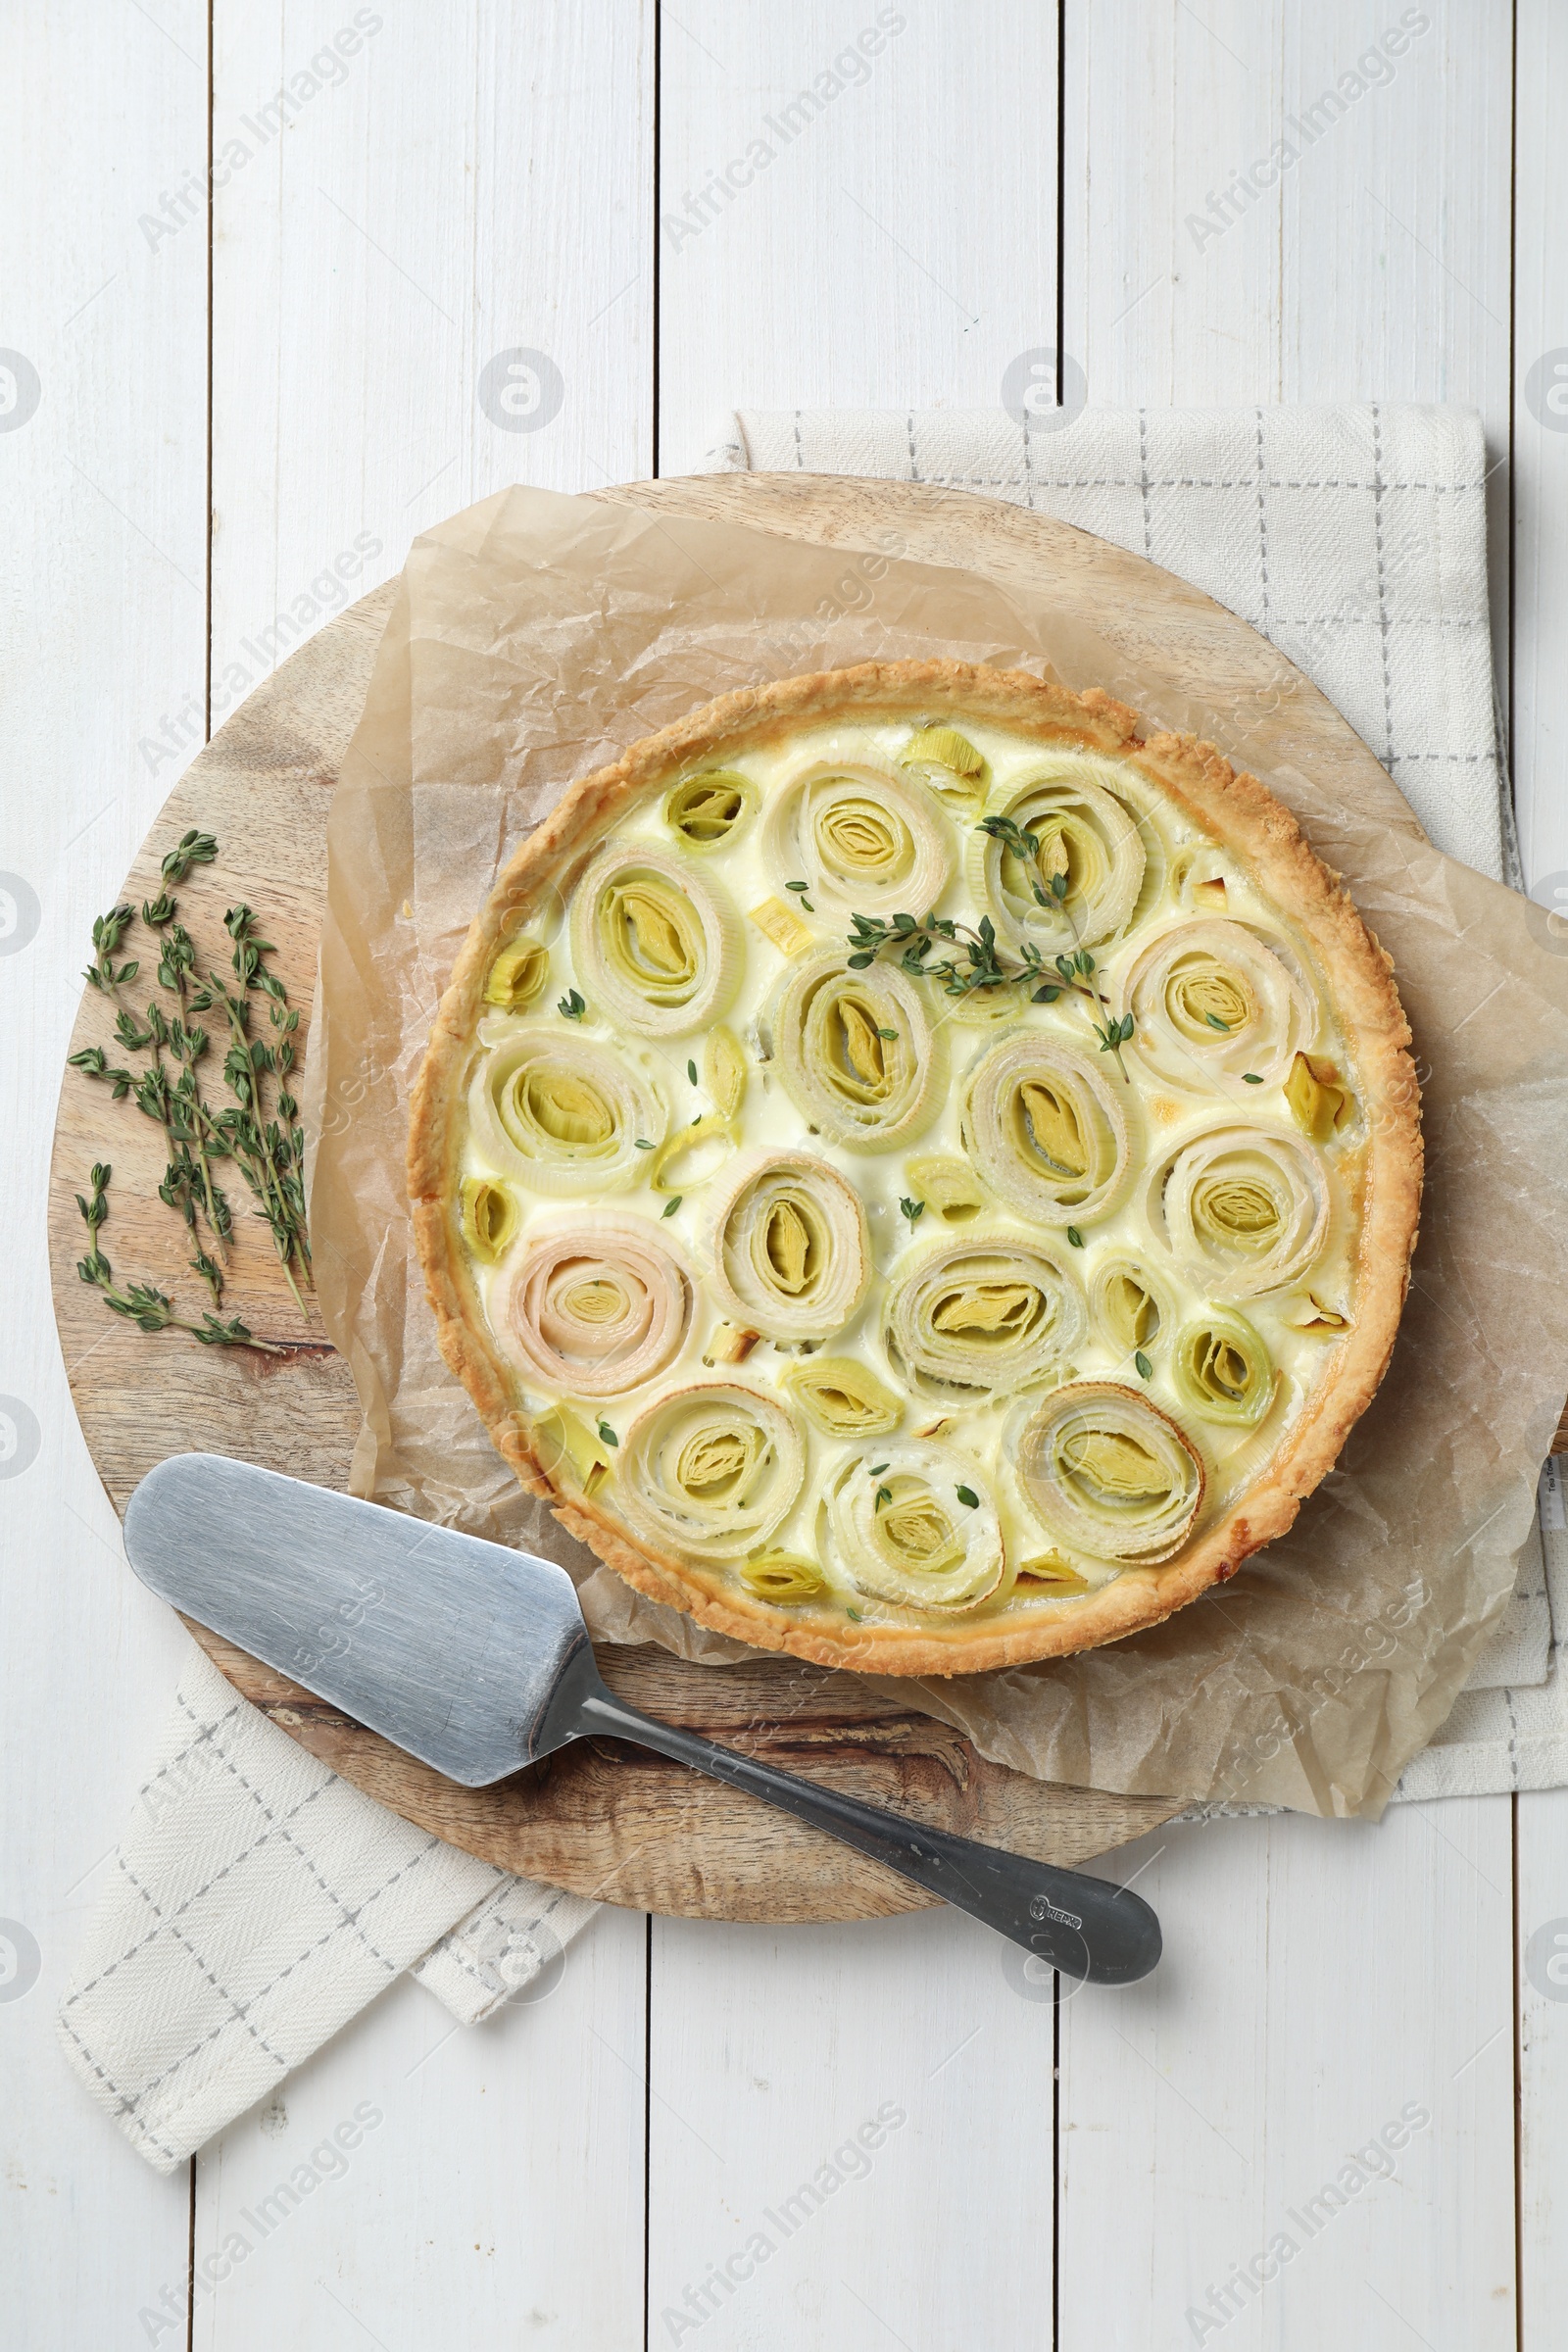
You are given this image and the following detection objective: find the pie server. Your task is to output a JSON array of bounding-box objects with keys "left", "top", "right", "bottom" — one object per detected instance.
[{"left": 122, "top": 1453, "right": 1161, "bottom": 1985}]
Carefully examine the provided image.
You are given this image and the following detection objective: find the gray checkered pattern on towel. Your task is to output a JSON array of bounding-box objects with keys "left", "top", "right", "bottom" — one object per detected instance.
[
  {"left": 704, "top": 404, "right": 1515, "bottom": 885},
  {"left": 56, "top": 1647, "right": 591, "bottom": 2172}
]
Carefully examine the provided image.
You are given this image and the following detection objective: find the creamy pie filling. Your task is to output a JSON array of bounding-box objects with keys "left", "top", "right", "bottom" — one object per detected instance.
[{"left": 454, "top": 717, "right": 1362, "bottom": 1627}]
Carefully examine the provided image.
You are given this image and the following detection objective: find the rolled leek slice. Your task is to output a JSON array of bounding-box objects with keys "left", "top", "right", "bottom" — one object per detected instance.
[
  {"left": 617, "top": 1381, "right": 806, "bottom": 1561},
  {"left": 1118, "top": 919, "right": 1315, "bottom": 1093},
  {"left": 705, "top": 1149, "right": 871, "bottom": 1342},
  {"left": 760, "top": 760, "right": 952, "bottom": 916},
  {"left": 775, "top": 954, "right": 945, "bottom": 1151},
  {"left": 963, "top": 1032, "right": 1134, "bottom": 1227},
  {"left": 664, "top": 769, "right": 756, "bottom": 851},
  {"left": 491, "top": 1212, "right": 693, "bottom": 1398},
  {"left": 884, "top": 1231, "right": 1086, "bottom": 1400},
  {"left": 967, "top": 752, "right": 1159, "bottom": 953},
  {"left": 739, "top": 1551, "right": 826, "bottom": 1604},
  {"left": 1171, "top": 1309, "right": 1276, "bottom": 1426},
  {"left": 483, "top": 935, "right": 550, "bottom": 1013},
  {"left": 467, "top": 1029, "right": 663, "bottom": 1197},
  {"left": 1147, "top": 1122, "right": 1330, "bottom": 1299},
  {"left": 778, "top": 1355, "right": 903, "bottom": 1439},
  {"left": 569, "top": 841, "right": 744, "bottom": 1038},
  {"left": 897, "top": 725, "right": 990, "bottom": 814},
  {"left": 823, "top": 1444, "right": 1004, "bottom": 1611},
  {"left": 1089, "top": 1256, "right": 1172, "bottom": 1358},
  {"left": 1018, "top": 1381, "right": 1205, "bottom": 1563}
]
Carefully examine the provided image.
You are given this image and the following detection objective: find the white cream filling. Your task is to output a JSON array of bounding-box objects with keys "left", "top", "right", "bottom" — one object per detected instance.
[{"left": 458, "top": 717, "right": 1361, "bottom": 1626}]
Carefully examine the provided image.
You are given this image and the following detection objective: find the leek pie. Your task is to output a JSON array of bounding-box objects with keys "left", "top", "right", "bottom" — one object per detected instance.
[{"left": 409, "top": 664, "right": 1421, "bottom": 1675}]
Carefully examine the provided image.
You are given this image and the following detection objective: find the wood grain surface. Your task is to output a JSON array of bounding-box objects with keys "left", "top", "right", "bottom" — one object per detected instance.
[{"left": 47, "top": 470, "right": 1551, "bottom": 1928}]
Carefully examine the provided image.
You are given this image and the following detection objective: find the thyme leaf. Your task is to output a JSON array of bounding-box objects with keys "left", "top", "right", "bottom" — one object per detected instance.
[{"left": 161, "top": 829, "right": 219, "bottom": 885}]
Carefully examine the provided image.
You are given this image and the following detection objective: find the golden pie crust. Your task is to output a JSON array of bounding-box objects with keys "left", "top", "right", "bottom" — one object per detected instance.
[{"left": 408, "top": 663, "right": 1422, "bottom": 1676}]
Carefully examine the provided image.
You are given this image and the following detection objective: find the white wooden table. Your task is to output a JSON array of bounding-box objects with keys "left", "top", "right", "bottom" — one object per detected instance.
[{"left": 4, "top": 4, "right": 1565, "bottom": 2344}]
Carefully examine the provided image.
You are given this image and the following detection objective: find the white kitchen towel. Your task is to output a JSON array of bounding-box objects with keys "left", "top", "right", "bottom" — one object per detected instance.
[
  {"left": 57, "top": 1646, "right": 595, "bottom": 2174},
  {"left": 704, "top": 404, "right": 1515, "bottom": 885},
  {"left": 1460, "top": 1521, "right": 1551, "bottom": 1693},
  {"left": 1396, "top": 1482, "right": 1568, "bottom": 1800},
  {"left": 703, "top": 403, "right": 1562, "bottom": 1794}
]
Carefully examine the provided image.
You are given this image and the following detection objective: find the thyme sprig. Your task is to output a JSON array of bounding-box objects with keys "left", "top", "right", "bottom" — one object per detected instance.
[
  {"left": 845, "top": 905, "right": 1014, "bottom": 990},
  {"left": 68, "top": 839, "right": 313, "bottom": 1340},
  {"left": 979, "top": 814, "right": 1136, "bottom": 1078},
  {"left": 843, "top": 814, "right": 1137, "bottom": 1080},
  {"left": 74, "top": 1165, "right": 282, "bottom": 1351}
]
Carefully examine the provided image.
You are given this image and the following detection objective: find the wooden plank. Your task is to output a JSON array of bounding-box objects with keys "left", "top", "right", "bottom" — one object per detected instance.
[
  {"left": 210, "top": 0, "right": 655, "bottom": 699},
  {"left": 646, "top": 1907, "right": 1054, "bottom": 2349},
  {"left": 1511, "top": 0, "right": 1568, "bottom": 886},
  {"left": 1058, "top": 1804, "right": 1516, "bottom": 2349},
  {"left": 0, "top": 0, "right": 213, "bottom": 2336},
  {"left": 189, "top": 1908, "right": 649, "bottom": 2352},
  {"left": 1056, "top": 8, "right": 1522, "bottom": 2343},
  {"left": 1063, "top": 2, "right": 1510, "bottom": 412},
  {"left": 656, "top": 0, "right": 1061, "bottom": 474},
  {"left": 1518, "top": 1789, "right": 1568, "bottom": 2344},
  {"left": 1062, "top": 1, "right": 1514, "bottom": 677},
  {"left": 650, "top": 13, "right": 1064, "bottom": 2338},
  {"left": 1062, "top": 0, "right": 1287, "bottom": 407},
  {"left": 1275, "top": 1, "right": 1515, "bottom": 749},
  {"left": 193, "top": 7, "right": 656, "bottom": 2339},
  {"left": 1513, "top": 3, "right": 1568, "bottom": 2331}
]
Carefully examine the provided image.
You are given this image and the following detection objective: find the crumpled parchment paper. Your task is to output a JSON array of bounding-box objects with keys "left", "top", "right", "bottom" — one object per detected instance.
[{"left": 303, "top": 482, "right": 1568, "bottom": 1818}]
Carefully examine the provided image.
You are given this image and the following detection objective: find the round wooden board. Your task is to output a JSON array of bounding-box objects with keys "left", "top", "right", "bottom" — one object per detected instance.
[{"left": 50, "top": 472, "right": 1455, "bottom": 1924}]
